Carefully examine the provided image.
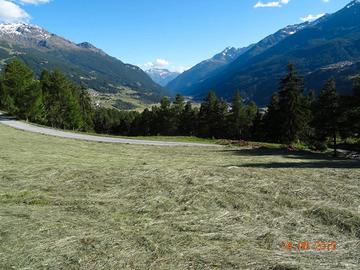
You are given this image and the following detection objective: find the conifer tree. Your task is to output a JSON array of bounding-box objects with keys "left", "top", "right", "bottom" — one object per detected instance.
[
  {"left": 172, "top": 94, "right": 185, "bottom": 133},
  {"left": 277, "top": 64, "right": 308, "bottom": 144},
  {"left": 198, "top": 91, "right": 223, "bottom": 138},
  {"left": 343, "top": 76, "right": 360, "bottom": 137},
  {"left": 228, "top": 90, "right": 247, "bottom": 139},
  {"left": 41, "top": 70, "right": 84, "bottom": 130},
  {"left": 172, "top": 94, "right": 185, "bottom": 115},
  {"left": 312, "top": 78, "right": 340, "bottom": 156},
  {"left": 264, "top": 93, "right": 282, "bottom": 142},
  {"left": 77, "top": 85, "right": 94, "bottom": 131},
  {"left": 352, "top": 77, "right": 360, "bottom": 135},
  {"left": 244, "top": 101, "right": 258, "bottom": 139},
  {"left": 157, "top": 96, "right": 176, "bottom": 135},
  {"left": 0, "top": 59, "right": 44, "bottom": 121},
  {"left": 179, "top": 101, "right": 197, "bottom": 136}
]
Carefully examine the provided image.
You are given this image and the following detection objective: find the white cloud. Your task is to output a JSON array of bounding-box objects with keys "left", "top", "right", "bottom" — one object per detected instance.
[
  {"left": 154, "top": 58, "right": 169, "bottom": 67},
  {"left": 254, "top": 0, "right": 290, "bottom": 8},
  {"left": 0, "top": 0, "right": 29, "bottom": 22},
  {"left": 144, "top": 58, "right": 170, "bottom": 69},
  {"left": 300, "top": 13, "right": 325, "bottom": 22},
  {"left": 0, "top": 0, "right": 50, "bottom": 22},
  {"left": 18, "top": 0, "right": 50, "bottom": 4},
  {"left": 142, "top": 58, "right": 189, "bottom": 73},
  {"left": 171, "top": 65, "right": 189, "bottom": 73}
]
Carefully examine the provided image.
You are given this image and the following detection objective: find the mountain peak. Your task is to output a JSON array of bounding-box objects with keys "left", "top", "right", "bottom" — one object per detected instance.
[
  {"left": 77, "top": 42, "right": 96, "bottom": 49},
  {"left": 221, "top": 47, "right": 238, "bottom": 55},
  {"left": 146, "top": 68, "right": 180, "bottom": 86},
  {"left": 0, "top": 23, "right": 49, "bottom": 38},
  {"left": 346, "top": 0, "right": 360, "bottom": 8},
  {"left": 212, "top": 47, "right": 245, "bottom": 62},
  {"left": 77, "top": 42, "right": 106, "bottom": 56}
]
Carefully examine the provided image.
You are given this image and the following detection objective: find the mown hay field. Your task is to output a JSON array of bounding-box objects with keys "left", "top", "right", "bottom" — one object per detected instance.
[{"left": 0, "top": 125, "right": 359, "bottom": 269}]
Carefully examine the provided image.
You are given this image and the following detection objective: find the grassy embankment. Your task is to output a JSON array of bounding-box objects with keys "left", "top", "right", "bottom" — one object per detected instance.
[{"left": 0, "top": 124, "right": 359, "bottom": 269}]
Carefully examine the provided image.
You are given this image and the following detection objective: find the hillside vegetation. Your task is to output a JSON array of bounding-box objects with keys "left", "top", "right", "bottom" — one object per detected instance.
[
  {"left": 178, "top": 1, "right": 360, "bottom": 105},
  {"left": 0, "top": 23, "right": 166, "bottom": 103},
  {"left": 0, "top": 124, "right": 359, "bottom": 269}
]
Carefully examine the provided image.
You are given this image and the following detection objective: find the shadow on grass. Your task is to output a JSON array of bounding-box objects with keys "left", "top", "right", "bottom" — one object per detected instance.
[{"left": 223, "top": 147, "right": 360, "bottom": 169}]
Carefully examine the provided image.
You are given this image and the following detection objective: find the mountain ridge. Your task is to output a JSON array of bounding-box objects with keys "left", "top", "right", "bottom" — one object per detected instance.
[
  {"left": 146, "top": 68, "right": 180, "bottom": 86},
  {"left": 166, "top": 20, "right": 315, "bottom": 95},
  {"left": 166, "top": 46, "right": 251, "bottom": 95},
  {"left": 0, "top": 22, "right": 167, "bottom": 102},
  {"left": 169, "top": 1, "right": 360, "bottom": 105}
]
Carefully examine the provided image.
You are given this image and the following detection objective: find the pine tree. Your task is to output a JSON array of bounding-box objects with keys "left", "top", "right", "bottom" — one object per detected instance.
[
  {"left": 244, "top": 101, "right": 258, "bottom": 139},
  {"left": 228, "top": 90, "right": 247, "bottom": 139},
  {"left": 22, "top": 81, "right": 45, "bottom": 123},
  {"left": 252, "top": 110, "right": 266, "bottom": 142},
  {"left": 0, "top": 73, "right": 16, "bottom": 113},
  {"left": 215, "top": 98, "right": 228, "bottom": 138},
  {"left": 264, "top": 93, "right": 282, "bottom": 142},
  {"left": 172, "top": 94, "right": 185, "bottom": 115},
  {"left": 312, "top": 78, "right": 340, "bottom": 156},
  {"left": 41, "top": 70, "right": 84, "bottom": 130},
  {"left": 77, "top": 85, "right": 94, "bottom": 131},
  {"left": 346, "top": 77, "right": 360, "bottom": 137},
  {"left": 227, "top": 91, "right": 257, "bottom": 140},
  {"left": 179, "top": 101, "right": 197, "bottom": 136},
  {"left": 198, "top": 91, "right": 219, "bottom": 138},
  {"left": 41, "top": 70, "right": 61, "bottom": 127},
  {"left": 352, "top": 77, "right": 360, "bottom": 135},
  {"left": 157, "top": 96, "right": 176, "bottom": 135},
  {"left": 172, "top": 94, "right": 185, "bottom": 133},
  {"left": 277, "top": 64, "right": 308, "bottom": 144},
  {"left": 0, "top": 59, "right": 44, "bottom": 121}
]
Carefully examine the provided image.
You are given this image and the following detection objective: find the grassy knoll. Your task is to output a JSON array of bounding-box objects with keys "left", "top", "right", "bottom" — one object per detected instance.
[{"left": 0, "top": 125, "right": 359, "bottom": 269}]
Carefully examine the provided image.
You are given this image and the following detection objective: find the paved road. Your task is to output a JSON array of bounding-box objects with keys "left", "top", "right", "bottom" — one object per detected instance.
[{"left": 0, "top": 114, "right": 217, "bottom": 147}]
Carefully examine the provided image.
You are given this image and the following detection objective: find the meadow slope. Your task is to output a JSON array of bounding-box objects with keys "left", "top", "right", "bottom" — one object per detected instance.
[{"left": 0, "top": 125, "right": 359, "bottom": 269}]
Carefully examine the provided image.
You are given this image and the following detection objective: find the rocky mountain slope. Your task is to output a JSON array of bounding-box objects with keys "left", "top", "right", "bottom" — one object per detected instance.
[
  {"left": 170, "top": 1, "right": 360, "bottom": 105},
  {"left": 0, "top": 23, "right": 166, "bottom": 102}
]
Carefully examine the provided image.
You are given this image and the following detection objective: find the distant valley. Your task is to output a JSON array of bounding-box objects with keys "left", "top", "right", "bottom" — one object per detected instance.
[
  {"left": 0, "top": 23, "right": 167, "bottom": 106},
  {"left": 166, "top": 0, "right": 360, "bottom": 105},
  {"left": 0, "top": 1, "right": 360, "bottom": 108}
]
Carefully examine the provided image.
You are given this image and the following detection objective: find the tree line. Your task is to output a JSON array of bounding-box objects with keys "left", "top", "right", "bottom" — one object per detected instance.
[
  {"left": 0, "top": 59, "right": 93, "bottom": 131},
  {"left": 0, "top": 60, "right": 359, "bottom": 153}
]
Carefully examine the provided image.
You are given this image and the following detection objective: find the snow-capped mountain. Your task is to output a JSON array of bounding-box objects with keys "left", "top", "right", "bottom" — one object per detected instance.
[
  {"left": 346, "top": 0, "right": 360, "bottom": 8},
  {"left": 166, "top": 46, "right": 252, "bottom": 94},
  {"left": 177, "top": 0, "right": 360, "bottom": 105},
  {"left": 146, "top": 68, "right": 180, "bottom": 86},
  {"left": 212, "top": 47, "right": 248, "bottom": 62},
  {"left": 0, "top": 23, "right": 50, "bottom": 39},
  {"left": 166, "top": 20, "right": 312, "bottom": 94},
  {"left": 0, "top": 23, "right": 166, "bottom": 102},
  {"left": 0, "top": 23, "right": 105, "bottom": 53}
]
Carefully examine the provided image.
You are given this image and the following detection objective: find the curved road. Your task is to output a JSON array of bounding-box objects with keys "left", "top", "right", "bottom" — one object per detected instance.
[{"left": 0, "top": 114, "right": 217, "bottom": 147}]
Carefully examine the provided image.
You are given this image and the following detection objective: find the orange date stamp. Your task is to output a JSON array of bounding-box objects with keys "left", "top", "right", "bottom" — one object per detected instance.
[{"left": 282, "top": 241, "right": 337, "bottom": 252}]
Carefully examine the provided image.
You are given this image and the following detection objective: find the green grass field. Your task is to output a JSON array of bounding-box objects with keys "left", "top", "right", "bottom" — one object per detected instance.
[{"left": 0, "top": 124, "right": 359, "bottom": 269}]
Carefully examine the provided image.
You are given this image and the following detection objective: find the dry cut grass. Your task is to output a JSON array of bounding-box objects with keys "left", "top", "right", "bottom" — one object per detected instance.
[{"left": 0, "top": 125, "right": 359, "bottom": 269}]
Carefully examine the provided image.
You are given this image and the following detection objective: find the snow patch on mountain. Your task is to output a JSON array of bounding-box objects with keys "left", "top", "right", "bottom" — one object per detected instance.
[
  {"left": 146, "top": 68, "right": 180, "bottom": 86},
  {"left": 347, "top": 0, "right": 360, "bottom": 8},
  {"left": 0, "top": 23, "right": 51, "bottom": 39}
]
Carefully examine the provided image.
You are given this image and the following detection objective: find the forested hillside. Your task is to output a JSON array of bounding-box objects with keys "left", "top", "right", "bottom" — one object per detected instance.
[
  {"left": 0, "top": 24, "right": 166, "bottom": 103},
  {"left": 1, "top": 60, "right": 359, "bottom": 154},
  {"left": 172, "top": 1, "right": 360, "bottom": 106}
]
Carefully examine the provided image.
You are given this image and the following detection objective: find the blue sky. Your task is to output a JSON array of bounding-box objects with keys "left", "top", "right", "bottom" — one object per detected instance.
[{"left": 0, "top": 0, "right": 351, "bottom": 71}]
